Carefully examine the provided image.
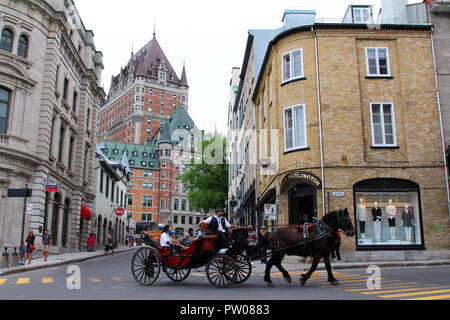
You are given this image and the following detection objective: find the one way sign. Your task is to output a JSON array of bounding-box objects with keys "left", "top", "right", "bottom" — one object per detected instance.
[{"left": 264, "top": 204, "right": 277, "bottom": 221}]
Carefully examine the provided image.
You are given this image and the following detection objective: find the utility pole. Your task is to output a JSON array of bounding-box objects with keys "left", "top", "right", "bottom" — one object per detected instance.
[{"left": 19, "top": 184, "right": 28, "bottom": 265}]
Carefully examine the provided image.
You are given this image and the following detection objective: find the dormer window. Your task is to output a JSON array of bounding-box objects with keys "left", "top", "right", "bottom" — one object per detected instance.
[
  {"left": 130, "top": 160, "right": 135, "bottom": 165},
  {"left": 142, "top": 152, "right": 148, "bottom": 158},
  {"left": 132, "top": 151, "right": 138, "bottom": 156},
  {"left": 141, "top": 161, "right": 146, "bottom": 167},
  {"left": 103, "top": 148, "right": 108, "bottom": 154},
  {"left": 352, "top": 7, "right": 371, "bottom": 23},
  {"left": 113, "top": 149, "right": 119, "bottom": 155}
]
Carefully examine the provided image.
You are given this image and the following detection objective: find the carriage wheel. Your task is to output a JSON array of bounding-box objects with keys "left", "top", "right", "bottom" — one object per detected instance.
[
  {"left": 233, "top": 254, "right": 252, "bottom": 284},
  {"left": 131, "top": 247, "right": 161, "bottom": 286},
  {"left": 164, "top": 265, "right": 191, "bottom": 282},
  {"left": 206, "top": 253, "right": 237, "bottom": 288}
]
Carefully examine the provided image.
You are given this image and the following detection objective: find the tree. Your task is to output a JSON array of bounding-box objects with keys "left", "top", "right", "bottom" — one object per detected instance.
[{"left": 179, "top": 133, "right": 228, "bottom": 214}]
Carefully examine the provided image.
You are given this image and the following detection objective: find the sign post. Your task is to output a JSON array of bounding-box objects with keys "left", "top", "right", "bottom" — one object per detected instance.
[{"left": 264, "top": 204, "right": 277, "bottom": 221}]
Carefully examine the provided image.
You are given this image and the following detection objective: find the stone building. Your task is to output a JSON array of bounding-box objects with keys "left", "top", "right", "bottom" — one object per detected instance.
[
  {"left": 251, "top": 8, "right": 448, "bottom": 261},
  {"left": 93, "top": 144, "right": 131, "bottom": 250},
  {"left": 0, "top": 0, "right": 104, "bottom": 254}
]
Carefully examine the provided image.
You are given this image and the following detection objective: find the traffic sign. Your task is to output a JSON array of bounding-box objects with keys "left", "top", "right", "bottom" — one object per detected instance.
[
  {"left": 45, "top": 185, "right": 58, "bottom": 192},
  {"left": 115, "top": 207, "right": 125, "bottom": 217},
  {"left": 264, "top": 204, "right": 277, "bottom": 221}
]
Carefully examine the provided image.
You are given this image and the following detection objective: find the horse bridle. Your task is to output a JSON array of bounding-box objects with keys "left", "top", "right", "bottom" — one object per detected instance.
[{"left": 336, "top": 210, "right": 353, "bottom": 231}]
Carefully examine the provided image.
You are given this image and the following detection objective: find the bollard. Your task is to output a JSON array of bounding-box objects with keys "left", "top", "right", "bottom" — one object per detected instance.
[
  {"left": 10, "top": 247, "right": 19, "bottom": 267},
  {"left": 0, "top": 247, "right": 9, "bottom": 268}
]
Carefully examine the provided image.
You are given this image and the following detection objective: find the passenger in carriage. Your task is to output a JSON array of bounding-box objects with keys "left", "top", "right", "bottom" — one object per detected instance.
[{"left": 160, "top": 225, "right": 174, "bottom": 253}]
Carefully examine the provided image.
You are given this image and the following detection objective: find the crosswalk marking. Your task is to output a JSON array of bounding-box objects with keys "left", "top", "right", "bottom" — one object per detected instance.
[
  {"left": 0, "top": 279, "right": 7, "bottom": 285},
  {"left": 379, "top": 289, "right": 450, "bottom": 299},
  {"left": 41, "top": 278, "right": 54, "bottom": 284},
  {"left": 360, "top": 286, "right": 446, "bottom": 295},
  {"left": 16, "top": 278, "right": 30, "bottom": 284},
  {"left": 89, "top": 277, "right": 101, "bottom": 282},
  {"left": 405, "top": 294, "right": 450, "bottom": 300}
]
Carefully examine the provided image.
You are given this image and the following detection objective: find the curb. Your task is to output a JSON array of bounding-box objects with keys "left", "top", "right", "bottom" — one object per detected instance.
[
  {"left": 283, "top": 260, "right": 450, "bottom": 270},
  {"left": 0, "top": 247, "right": 136, "bottom": 276}
]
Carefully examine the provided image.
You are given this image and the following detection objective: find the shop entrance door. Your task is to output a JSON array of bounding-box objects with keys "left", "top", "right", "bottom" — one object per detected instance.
[{"left": 288, "top": 184, "right": 317, "bottom": 225}]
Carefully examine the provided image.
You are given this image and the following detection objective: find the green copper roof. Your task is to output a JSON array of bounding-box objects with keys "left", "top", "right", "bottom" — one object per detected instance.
[
  {"left": 99, "top": 140, "right": 160, "bottom": 170},
  {"left": 153, "top": 107, "right": 197, "bottom": 145}
]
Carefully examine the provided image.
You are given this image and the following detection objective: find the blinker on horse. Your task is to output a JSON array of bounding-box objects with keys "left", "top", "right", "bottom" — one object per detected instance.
[{"left": 253, "top": 208, "right": 355, "bottom": 287}]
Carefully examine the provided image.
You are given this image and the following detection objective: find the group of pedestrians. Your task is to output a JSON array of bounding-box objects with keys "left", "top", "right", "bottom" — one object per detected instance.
[{"left": 24, "top": 229, "right": 52, "bottom": 265}]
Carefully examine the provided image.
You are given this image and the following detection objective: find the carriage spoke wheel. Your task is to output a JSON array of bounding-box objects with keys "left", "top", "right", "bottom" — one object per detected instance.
[
  {"left": 165, "top": 265, "right": 191, "bottom": 282},
  {"left": 233, "top": 254, "right": 252, "bottom": 284},
  {"left": 206, "top": 253, "right": 237, "bottom": 288},
  {"left": 131, "top": 247, "right": 161, "bottom": 286}
]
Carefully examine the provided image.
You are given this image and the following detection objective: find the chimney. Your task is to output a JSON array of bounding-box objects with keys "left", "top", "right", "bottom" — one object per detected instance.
[{"left": 282, "top": 10, "right": 316, "bottom": 29}]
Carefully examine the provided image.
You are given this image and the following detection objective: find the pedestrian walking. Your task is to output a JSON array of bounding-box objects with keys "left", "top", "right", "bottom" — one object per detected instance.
[
  {"left": 104, "top": 235, "right": 114, "bottom": 254},
  {"left": 41, "top": 229, "right": 52, "bottom": 262},
  {"left": 25, "top": 230, "right": 36, "bottom": 265}
]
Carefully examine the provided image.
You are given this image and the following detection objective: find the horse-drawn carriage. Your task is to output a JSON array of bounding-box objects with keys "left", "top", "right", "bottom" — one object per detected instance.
[{"left": 131, "top": 226, "right": 252, "bottom": 288}]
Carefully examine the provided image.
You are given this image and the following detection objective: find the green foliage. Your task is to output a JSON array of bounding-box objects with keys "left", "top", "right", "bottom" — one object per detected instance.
[{"left": 179, "top": 134, "right": 228, "bottom": 214}]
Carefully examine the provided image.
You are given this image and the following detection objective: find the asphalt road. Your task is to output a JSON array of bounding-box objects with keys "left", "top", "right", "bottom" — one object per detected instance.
[{"left": 0, "top": 249, "right": 449, "bottom": 301}]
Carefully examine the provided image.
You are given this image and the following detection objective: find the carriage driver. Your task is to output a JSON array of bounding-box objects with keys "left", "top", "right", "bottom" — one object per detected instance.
[{"left": 199, "top": 208, "right": 234, "bottom": 250}]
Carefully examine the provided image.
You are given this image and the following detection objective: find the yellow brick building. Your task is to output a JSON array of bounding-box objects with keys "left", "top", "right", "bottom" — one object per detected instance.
[{"left": 253, "top": 23, "right": 449, "bottom": 260}]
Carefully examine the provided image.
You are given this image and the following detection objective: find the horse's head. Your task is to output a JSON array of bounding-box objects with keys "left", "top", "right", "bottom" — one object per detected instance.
[{"left": 336, "top": 208, "right": 355, "bottom": 237}]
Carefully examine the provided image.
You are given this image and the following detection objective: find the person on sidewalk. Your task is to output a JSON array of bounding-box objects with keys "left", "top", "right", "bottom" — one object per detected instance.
[
  {"left": 41, "top": 229, "right": 52, "bottom": 262},
  {"left": 25, "top": 230, "right": 35, "bottom": 265},
  {"left": 104, "top": 235, "right": 114, "bottom": 254}
]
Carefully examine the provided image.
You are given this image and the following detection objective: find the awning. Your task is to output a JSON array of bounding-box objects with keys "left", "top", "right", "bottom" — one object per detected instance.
[{"left": 81, "top": 205, "right": 92, "bottom": 219}]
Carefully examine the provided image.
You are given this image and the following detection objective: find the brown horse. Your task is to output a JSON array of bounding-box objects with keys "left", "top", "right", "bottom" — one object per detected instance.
[{"left": 253, "top": 208, "right": 355, "bottom": 287}]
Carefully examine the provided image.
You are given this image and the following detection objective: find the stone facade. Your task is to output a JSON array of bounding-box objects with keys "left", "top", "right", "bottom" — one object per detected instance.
[
  {"left": 253, "top": 20, "right": 449, "bottom": 260},
  {"left": 0, "top": 0, "right": 104, "bottom": 254}
]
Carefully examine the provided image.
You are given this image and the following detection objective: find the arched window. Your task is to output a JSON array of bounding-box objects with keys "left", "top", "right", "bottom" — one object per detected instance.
[
  {"left": 17, "top": 34, "right": 28, "bottom": 58},
  {"left": 0, "top": 87, "right": 11, "bottom": 134},
  {"left": 0, "top": 28, "right": 13, "bottom": 52},
  {"left": 181, "top": 199, "right": 186, "bottom": 211}
]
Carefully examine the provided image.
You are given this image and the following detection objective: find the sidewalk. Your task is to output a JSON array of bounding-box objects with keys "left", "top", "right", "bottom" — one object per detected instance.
[{"left": 0, "top": 245, "right": 136, "bottom": 276}]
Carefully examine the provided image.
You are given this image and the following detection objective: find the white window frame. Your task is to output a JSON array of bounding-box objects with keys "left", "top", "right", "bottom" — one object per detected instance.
[
  {"left": 283, "top": 104, "right": 308, "bottom": 152},
  {"left": 369, "top": 102, "right": 397, "bottom": 147},
  {"left": 353, "top": 7, "right": 371, "bottom": 23},
  {"left": 282, "top": 49, "right": 304, "bottom": 83},
  {"left": 365, "top": 47, "right": 391, "bottom": 77}
]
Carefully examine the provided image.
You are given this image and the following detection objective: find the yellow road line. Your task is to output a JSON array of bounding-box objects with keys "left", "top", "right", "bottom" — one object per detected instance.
[
  {"left": 111, "top": 277, "right": 121, "bottom": 281},
  {"left": 379, "top": 289, "right": 450, "bottom": 299},
  {"left": 346, "top": 284, "right": 422, "bottom": 292},
  {"left": 360, "top": 286, "right": 447, "bottom": 295},
  {"left": 191, "top": 273, "right": 204, "bottom": 277},
  {"left": 0, "top": 279, "right": 7, "bottom": 285},
  {"left": 89, "top": 277, "right": 101, "bottom": 282},
  {"left": 41, "top": 278, "right": 54, "bottom": 284},
  {"left": 404, "top": 294, "right": 450, "bottom": 300},
  {"left": 16, "top": 278, "right": 30, "bottom": 284}
]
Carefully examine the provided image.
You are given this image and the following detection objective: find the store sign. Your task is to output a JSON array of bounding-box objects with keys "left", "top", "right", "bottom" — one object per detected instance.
[
  {"left": 331, "top": 191, "right": 346, "bottom": 198},
  {"left": 46, "top": 185, "right": 58, "bottom": 192},
  {"left": 284, "top": 171, "right": 321, "bottom": 188},
  {"left": 264, "top": 204, "right": 277, "bottom": 221},
  {"left": 115, "top": 207, "right": 125, "bottom": 217}
]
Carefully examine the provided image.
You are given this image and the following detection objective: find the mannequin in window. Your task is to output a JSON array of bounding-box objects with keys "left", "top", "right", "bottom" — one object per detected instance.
[
  {"left": 371, "top": 201, "right": 382, "bottom": 243},
  {"left": 386, "top": 199, "right": 396, "bottom": 240},
  {"left": 356, "top": 198, "right": 368, "bottom": 239},
  {"left": 400, "top": 204, "right": 414, "bottom": 243}
]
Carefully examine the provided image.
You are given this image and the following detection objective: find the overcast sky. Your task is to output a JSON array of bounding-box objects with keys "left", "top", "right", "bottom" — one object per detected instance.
[{"left": 74, "top": 0, "right": 418, "bottom": 135}]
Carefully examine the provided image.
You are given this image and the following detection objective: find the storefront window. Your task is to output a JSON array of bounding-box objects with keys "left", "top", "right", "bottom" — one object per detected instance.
[{"left": 354, "top": 179, "right": 423, "bottom": 249}]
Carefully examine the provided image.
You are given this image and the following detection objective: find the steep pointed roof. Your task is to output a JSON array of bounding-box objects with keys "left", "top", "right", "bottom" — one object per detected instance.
[
  {"left": 153, "top": 107, "right": 198, "bottom": 146},
  {"left": 180, "top": 64, "right": 188, "bottom": 87}
]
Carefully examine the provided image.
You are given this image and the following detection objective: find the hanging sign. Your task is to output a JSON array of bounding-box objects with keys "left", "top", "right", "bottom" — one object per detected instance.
[{"left": 115, "top": 207, "right": 125, "bottom": 217}]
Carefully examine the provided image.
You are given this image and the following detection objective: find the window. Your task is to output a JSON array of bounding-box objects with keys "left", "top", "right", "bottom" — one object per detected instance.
[
  {"left": 143, "top": 182, "right": 147, "bottom": 190},
  {"left": 160, "top": 199, "right": 165, "bottom": 209},
  {"left": 370, "top": 103, "right": 396, "bottom": 147},
  {"left": 174, "top": 215, "right": 178, "bottom": 224},
  {"left": 127, "top": 194, "right": 133, "bottom": 206},
  {"left": 99, "top": 169, "right": 104, "bottom": 193},
  {"left": 0, "top": 28, "right": 13, "bottom": 52},
  {"left": 63, "top": 78, "right": 69, "bottom": 101},
  {"left": 162, "top": 161, "right": 166, "bottom": 167},
  {"left": 161, "top": 183, "right": 165, "bottom": 190},
  {"left": 148, "top": 107, "right": 152, "bottom": 113},
  {"left": 174, "top": 198, "right": 179, "bottom": 210},
  {"left": 354, "top": 178, "right": 423, "bottom": 249},
  {"left": 161, "top": 109, "right": 165, "bottom": 115},
  {"left": 141, "top": 161, "right": 146, "bottom": 167},
  {"left": 72, "top": 91, "right": 78, "bottom": 112},
  {"left": 181, "top": 216, "right": 186, "bottom": 224},
  {"left": 161, "top": 92, "right": 165, "bottom": 97},
  {"left": 182, "top": 199, "right": 186, "bottom": 211},
  {"left": 353, "top": 7, "right": 371, "bottom": 23},
  {"left": 68, "top": 136, "right": 74, "bottom": 170},
  {"left": 284, "top": 104, "right": 307, "bottom": 151},
  {"left": 106, "top": 175, "right": 110, "bottom": 198},
  {"left": 58, "top": 125, "right": 66, "bottom": 162},
  {"left": 17, "top": 35, "right": 29, "bottom": 58},
  {"left": 189, "top": 216, "right": 193, "bottom": 225},
  {"left": 0, "top": 87, "right": 10, "bottom": 133},
  {"left": 196, "top": 217, "right": 200, "bottom": 225},
  {"left": 142, "top": 195, "right": 152, "bottom": 207},
  {"left": 366, "top": 48, "right": 390, "bottom": 76},
  {"left": 282, "top": 49, "right": 303, "bottom": 83},
  {"left": 269, "top": 74, "right": 273, "bottom": 104},
  {"left": 162, "top": 172, "right": 166, "bottom": 179}
]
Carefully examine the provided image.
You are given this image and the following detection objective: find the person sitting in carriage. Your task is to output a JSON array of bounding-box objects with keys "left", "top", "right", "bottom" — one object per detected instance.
[
  {"left": 160, "top": 225, "right": 179, "bottom": 255},
  {"left": 199, "top": 208, "right": 233, "bottom": 251}
]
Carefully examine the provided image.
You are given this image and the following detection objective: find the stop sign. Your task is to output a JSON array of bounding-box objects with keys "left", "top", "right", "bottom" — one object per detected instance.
[{"left": 115, "top": 207, "right": 125, "bottom": 217}]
